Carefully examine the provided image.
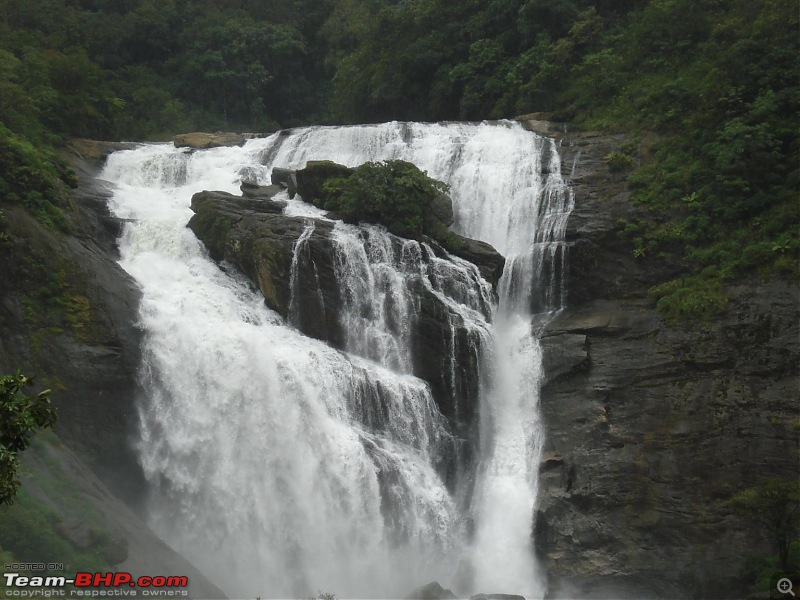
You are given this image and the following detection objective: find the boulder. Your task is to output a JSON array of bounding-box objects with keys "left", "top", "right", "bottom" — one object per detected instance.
[
  {"left": 173, "top": 131, "right": 246, "bottom": 149},
  {"left": 270, "top": 166, "right": 298, "bottom": 197},
  {"left": 406, "top": 581, "right": 458, "bottom": 600},
  {"left": 431, "top": 190, "right": 455, "bottom": 227},
  {"left": 240, "top": 180, "right": 283, "bottom": 199},
  {"left": 439, "top": 235, "right": 505, "bottom": 287},
  {"left": 294, "top": 160, "right": 354, "bottom": 203},
  {"left": 189, "top": 190, "right": 341, "bottom": 346}
]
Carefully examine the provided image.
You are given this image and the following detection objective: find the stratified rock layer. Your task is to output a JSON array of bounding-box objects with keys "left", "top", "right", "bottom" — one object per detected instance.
[{"left": 521, "top": 120, "right": 800, "bottom": 600}]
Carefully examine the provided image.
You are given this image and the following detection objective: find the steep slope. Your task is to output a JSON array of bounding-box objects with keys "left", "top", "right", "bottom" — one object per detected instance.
[{"left": 525, "top": 120, "right": 800, "bottom": 599}]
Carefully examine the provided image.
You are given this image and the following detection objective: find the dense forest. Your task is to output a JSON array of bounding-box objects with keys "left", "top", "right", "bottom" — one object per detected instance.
[{"left": 0, "top": 0, "right": 798, "bottom": 319}]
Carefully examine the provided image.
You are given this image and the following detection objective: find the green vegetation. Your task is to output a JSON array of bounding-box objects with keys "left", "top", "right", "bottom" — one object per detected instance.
[
  {"left": 0, "top": 372, "right": 56, "bottom": 505},
  {"left": 319, "top": 160, "right": 451, "bottom": 241},
  {"left": 0, "top": 0, "right": 796, "bottom": 322},
  {"left": 0, "top": 125, "right": 74, "bottom": 231},
  {"left": 731, "top": 478, "right": 800, "bottom": 595},
  {"left": 731, "top": 478, "right": 800, "bottom": 572}
]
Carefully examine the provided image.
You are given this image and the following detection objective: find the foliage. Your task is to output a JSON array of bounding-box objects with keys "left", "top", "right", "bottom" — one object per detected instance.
[
  {"left": 649, "top": 276, "right": 728, "bottom": 324},
  {"left": 0, "top": 372, "right": 56, "bottom": 505},
  {"left": 605, "top": 151, "right": 636, "bottom": 173},
  {"left": 0, "top": 0, "right": 796, "bottom": 323},
  {"left": 731, "top": 478, "right": 800, "bottom": 571},
  {"left": 0, "top": 124, "right": 73, "bottom": 231},
  {"left": 320, "top": 160, "right": 451, "bottom": 240}
]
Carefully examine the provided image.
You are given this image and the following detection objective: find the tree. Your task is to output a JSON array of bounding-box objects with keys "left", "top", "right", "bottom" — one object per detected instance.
[
  {"left": 731, "top": 478, "right": 800, "bottom": 571},
  {"left": 0, "top": 371, "right": 56, "bottom": 505}
]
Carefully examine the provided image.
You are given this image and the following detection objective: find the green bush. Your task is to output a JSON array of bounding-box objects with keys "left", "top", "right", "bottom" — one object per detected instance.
[
  {"left": 320, "top": 160, "right": 450, "bottom": 241},
  {"left": 605, "top": 150, "right": 636, "bottom": 173},
  {"left": 650, "top": 276, "right": 728, "bottom": 324}
]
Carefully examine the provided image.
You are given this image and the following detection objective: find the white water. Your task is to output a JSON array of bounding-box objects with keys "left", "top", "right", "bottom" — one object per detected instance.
[{"left": 101, "top": 120, "right": 572, "bottom": 599}]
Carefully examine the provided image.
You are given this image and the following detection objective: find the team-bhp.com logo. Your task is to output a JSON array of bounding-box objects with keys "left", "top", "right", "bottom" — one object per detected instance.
[{"left": 3, "top": 572, "right": 189, "bottom": 597}]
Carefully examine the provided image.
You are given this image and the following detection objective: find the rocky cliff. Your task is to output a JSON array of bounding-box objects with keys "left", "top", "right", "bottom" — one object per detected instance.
[
  {"left": 0, "top": 141, "right": 144, "bottom": 499},
  {"left": 521, "top": 120, "right": 800, "bottom": 599}
]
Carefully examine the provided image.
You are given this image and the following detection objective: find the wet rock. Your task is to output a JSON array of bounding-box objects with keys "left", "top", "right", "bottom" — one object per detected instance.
[
  {"left": 240, "top": 180, "right": 283, "bottom": 199},
  {"left": 271, "top": 166, "right": 298, "bottom": 197},
  {"left": 407, "top": 581, "right": 458, "bottom": 600},
  {"left": 65, "top": 139, "right": 138, "bottom": 166},
  {"left": 439, "top": 235, "right": 505, "bottom": 287},
  {"left": 173, "top": 131, "right": 246, "bottom": 149},
  {"left": 532, "top": 125, "right": 800, "bottom": 600},
  {"left": 0, "top": 149, "right": 145, "bottom": 503},
  {"left": 20, "top": 438, "right": 226, "bottom": 598},
  {"left": 294, "top": 160, "right": 354, "bottom": 203}
]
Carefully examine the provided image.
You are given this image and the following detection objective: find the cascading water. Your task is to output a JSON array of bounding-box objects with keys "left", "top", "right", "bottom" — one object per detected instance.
[{"left": 101, "top": 120, "right": 572, "bottom": 599}]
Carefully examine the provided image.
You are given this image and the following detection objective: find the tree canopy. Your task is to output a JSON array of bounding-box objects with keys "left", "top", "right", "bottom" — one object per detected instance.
[{"left": 0, "top": 0, "right": 797, "bottom": 320}]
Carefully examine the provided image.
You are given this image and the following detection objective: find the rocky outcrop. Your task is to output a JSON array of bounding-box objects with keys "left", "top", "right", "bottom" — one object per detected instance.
[
  {"left": 189, "top": 189, "right": 342, "bottom": 345},
  {"left": 284, "top": 161, "right": 503, "bottom": 285},
  {"left": 271, "top": 166, "right": 297, "bottom": 196},
  {"left": 187, "top": 190, "right": 501, "bottom": 433},
  {"left": 444, "top": 236, "right": 505, "bottom": 285},
  {"left": 520, "top": 119, "right": 800, "bottom": 599},
  {"left": 293, "top": 160, "right": 354, "bottom": 204},
  {"left": 173, "top": 131, "right": 246, "bottom": 149}
]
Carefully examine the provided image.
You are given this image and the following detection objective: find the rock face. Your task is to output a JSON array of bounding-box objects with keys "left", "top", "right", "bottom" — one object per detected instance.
[
  {"left": 0, "top": 147, "right": 145, "bottom": 503},
  {"left": 519, "top": 119, "right": 800, "bottom": 599},
  {"left": 187, "top": 190, "right": 502, "bottom": 434},
  {"left": 293, "top": 160, "right": 354, "bottom": 203}
]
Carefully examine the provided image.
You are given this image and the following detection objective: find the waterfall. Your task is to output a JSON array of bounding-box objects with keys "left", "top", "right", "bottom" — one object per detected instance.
[{"left": 101, "top": 120, "right": 572, "bottom": 599}]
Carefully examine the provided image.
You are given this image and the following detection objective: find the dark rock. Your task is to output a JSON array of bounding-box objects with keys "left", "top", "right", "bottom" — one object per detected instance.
[
  {"left": 65, "top": 139, "right": 138, "bottom": 167},
  {"left": 173, "top": 131, "right": 245, "bottom": 149},
  {"left": 439, "top": 235, "right": 505, "bottom": 289},
  {"left": 240, "top": 180, "right": 283, "bottom": 199},
  {"left": 189, "top": 191, "right": 342, "bottom": 345},
  {"left": 20, "top": 437, "right": 226, "bottom": 598},
  {"left": 271, "top": 166, "right": 298, "bottom": 197},
  {"left": 406, "top": 581, "right": 457, "bottom": 600},
  {"left": 531, "top": 123, "right": 800, "bottom": 600},
  {"left": 432, "top": 190, "right": 455, "bottom": 227},
  {"left": 294, "top": 160, "right": 354, "bottom": 203}
]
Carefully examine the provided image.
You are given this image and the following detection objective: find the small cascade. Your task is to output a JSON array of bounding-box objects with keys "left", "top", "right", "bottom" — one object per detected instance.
[{"left": 289, "top": 221, "right": 321, "bottom": 326}]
